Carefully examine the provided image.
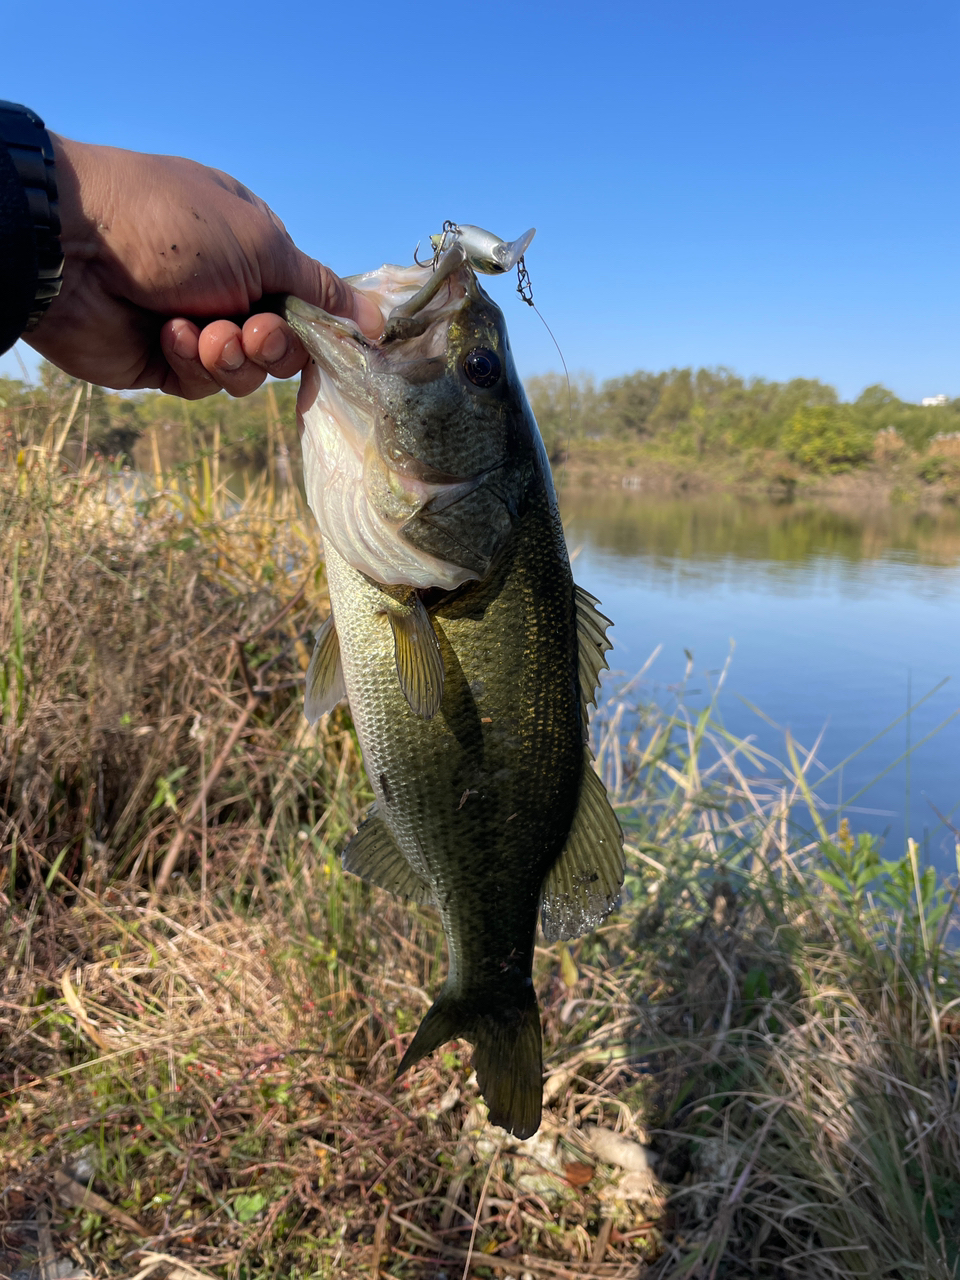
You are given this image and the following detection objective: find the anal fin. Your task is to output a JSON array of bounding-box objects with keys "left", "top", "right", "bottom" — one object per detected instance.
[
  {"left": 386, "top": 594, "right": 445, "bottom": 720},
  {"left": 304, "top": 614, "right": 346, "bottom": 724},
  {"left": 540, "top": 752, "right": 624, "bottom": 943},
  {"left": 342, "top": 806, "right": 433, "bottom": 904}
]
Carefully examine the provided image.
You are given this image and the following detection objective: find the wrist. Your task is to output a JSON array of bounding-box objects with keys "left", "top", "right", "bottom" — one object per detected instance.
[{"left": 47, "top": 134, "right": 103, "bottom": 260}]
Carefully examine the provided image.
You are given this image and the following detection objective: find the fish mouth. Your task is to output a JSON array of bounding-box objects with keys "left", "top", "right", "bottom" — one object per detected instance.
[
  {"left": 284, "top": 225, "right": 535, "bottom": 364},
  {"left": 283, "top": 295, "right": 371, "bottom": 382},
  {"left": 380, "top": 225, "right": 534, "bottom": 330},
  {"left": 384, "top": 241, "right": 471, "bottom": 326},
  {"left": 284, "top": 262, "right": 476, "bottom": 383}
]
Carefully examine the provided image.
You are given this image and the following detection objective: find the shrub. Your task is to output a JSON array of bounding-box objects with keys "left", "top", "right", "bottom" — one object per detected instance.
[
  {"left": 872, "top": 425, "right": 908, "bottom": 463},
  {"left": 930, "top": 431, "right": 960, "bottom": 460},
  {"left": 782, "top": 404, "right": 873, "bottom": 472}
]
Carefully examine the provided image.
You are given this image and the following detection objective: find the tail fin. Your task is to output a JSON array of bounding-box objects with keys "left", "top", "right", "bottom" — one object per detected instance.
[{"left": 396, "top": 986, "right": 543, "bottom": 1140}]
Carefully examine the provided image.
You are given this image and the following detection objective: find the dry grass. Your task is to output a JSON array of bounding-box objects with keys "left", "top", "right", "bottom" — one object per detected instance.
[{"left": 2, "top": 450, "right": 960, "bottom": 1279}]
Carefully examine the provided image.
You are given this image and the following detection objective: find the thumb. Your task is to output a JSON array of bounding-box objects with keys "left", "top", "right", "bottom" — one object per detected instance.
[{"left": 284, "top": 250, "right": 383, "bottom": 340}]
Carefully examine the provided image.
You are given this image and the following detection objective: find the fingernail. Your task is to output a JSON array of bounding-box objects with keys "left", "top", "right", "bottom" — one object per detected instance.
[
  {"left": 261, "top": 329, "right": 288, "bottom": 364},
  {"left": 353, "top": 292, "right": 383, "bottom": 339},
  {"left": 220, "top": 337, "right": 244, "bottom": 371},
  {"left": 172, "top": 325, "right": 195, "bottom": 359}
]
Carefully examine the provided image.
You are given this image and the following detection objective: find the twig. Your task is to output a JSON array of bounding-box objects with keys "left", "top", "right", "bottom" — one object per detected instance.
[
  {"left": 36, "top": 1201, "right": 57, "bottom": 1280},
  {"left": 461, "top": 1143, "right": 501, "bottom": 1280},
  {"left": 154, "top": 675, "right": 256, "bottom": 892},
  {"left": 52, "top": 1168, "right": 147, "bottom": 1237}
]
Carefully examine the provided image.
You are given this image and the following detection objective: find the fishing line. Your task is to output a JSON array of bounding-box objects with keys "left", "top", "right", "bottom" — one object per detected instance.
[
  {"left": 515, "top": 257, "right": 574, "bottom": 487},
  {"left": 515, "top": 257, "right": 571, "bottom": 406}
]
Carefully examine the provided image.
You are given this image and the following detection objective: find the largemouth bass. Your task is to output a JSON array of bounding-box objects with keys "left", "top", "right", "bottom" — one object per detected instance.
[{"left": 285, "top": 226, "right": 623, "bottom": 1139}]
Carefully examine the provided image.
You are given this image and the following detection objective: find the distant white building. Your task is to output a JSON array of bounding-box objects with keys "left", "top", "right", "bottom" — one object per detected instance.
[{"left": 922, "top": 394, "right": 948, "bottom": 407}]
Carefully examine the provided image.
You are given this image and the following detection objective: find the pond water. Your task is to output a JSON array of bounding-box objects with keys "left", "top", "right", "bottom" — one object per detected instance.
[{"left": 558, "top": 486, "right": 960, "bottom": 878}]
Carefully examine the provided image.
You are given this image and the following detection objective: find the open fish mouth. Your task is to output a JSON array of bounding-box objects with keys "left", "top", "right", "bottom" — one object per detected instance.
[
  {"left": 284, "top": 224, "right": 537, "bottom": 591},
  {"left": 283, "top": 224, "right": 536, "bottom": 361}
]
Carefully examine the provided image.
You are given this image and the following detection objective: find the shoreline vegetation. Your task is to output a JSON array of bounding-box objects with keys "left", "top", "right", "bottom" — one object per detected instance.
[
  {"left": 1, "top": 385, "right": 960, "bottom": 1274},
  {"left": 2, "top": 452, "right": 959, "bottom": 1278},
  {"left": 526, "top": 370, "right": 960, "bottom": 505},
  {"left": 3, "top": 362, "right": 960, "bottom": 506}
]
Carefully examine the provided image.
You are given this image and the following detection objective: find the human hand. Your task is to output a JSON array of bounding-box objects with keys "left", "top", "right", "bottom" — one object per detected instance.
[{"left": 26, "top": 135, "right": 382, "bottom": 398}]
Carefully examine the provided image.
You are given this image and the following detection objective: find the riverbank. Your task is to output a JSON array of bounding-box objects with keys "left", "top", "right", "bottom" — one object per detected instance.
[
  {"left": 6, "top": 364, "right": 960, "bottom": 513},
  {"left": 554, "top": 435, "right": 960, "bottom": 506},
  {"left": 2, "top": 456, "right": 960, "bottom": 1278}
]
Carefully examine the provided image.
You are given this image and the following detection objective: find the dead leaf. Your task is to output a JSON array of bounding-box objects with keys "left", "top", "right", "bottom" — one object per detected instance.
[
  {"left": 583, "top": 1125, "right": 656, "bottom": 1175},
  {"left": 563, "top": 1160, "right": 595, "bottom": 1187},
  {"left": 559, "top": 944, "right": 579, "bottom": 988},
  {"left": 127, "top": 1253, "right": 220, "bottom": 1280},
  {"left": 60, "top": 972, "right": 111, "bottom": 1052}
]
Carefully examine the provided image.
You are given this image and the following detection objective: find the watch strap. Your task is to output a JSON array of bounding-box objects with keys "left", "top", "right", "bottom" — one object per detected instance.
[{"left": 0, "top": 101, "right": 63, "bottom": 330}]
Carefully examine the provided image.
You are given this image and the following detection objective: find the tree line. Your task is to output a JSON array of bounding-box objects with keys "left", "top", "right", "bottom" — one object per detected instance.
[
  {"left": 525, "top": 368, "right": 960, "bottom": 474},
  {"left": 2, "top": 362, "right": 959, "bottom": 478}
]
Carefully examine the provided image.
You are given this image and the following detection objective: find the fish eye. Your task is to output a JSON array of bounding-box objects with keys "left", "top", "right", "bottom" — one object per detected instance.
[{"left": 462, "top": 347, "right": 502, "bottom": 389}]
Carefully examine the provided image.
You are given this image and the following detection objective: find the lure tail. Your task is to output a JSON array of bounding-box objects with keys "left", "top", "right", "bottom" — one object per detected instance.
[{"left": 397, "top": 983, "right": 543, "bottom": 1140}]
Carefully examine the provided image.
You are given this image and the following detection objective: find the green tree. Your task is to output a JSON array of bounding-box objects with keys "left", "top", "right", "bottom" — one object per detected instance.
[
  {"left": 649, "top": 368, "right": 694, "bottom": 429},
  {"left": 524, "top": 374, "right": 597, "bottom": 460},
  {"left": 782, "top": 404, "right": 873, "bottom": 472},
  {"left": 596, "top": 370, "right": 665, "bottom": 436}
]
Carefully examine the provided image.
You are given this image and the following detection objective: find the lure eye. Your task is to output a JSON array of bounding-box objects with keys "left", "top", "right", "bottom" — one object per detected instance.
[{"left": 462, "top": 347, "right": 502, "bottom": 389}]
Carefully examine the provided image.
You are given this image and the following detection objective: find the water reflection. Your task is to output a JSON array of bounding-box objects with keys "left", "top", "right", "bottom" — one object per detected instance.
[
  {"left": 559, "top": 488, "right": 960, "bottom": 876},
  {"left": 559, "top": 488, "right": 960, "bottom": 569}
]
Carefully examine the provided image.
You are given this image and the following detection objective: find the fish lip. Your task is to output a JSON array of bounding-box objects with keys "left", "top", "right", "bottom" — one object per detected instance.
[{"left": 283, "top": 295, "right": 371, "bottom": 368}]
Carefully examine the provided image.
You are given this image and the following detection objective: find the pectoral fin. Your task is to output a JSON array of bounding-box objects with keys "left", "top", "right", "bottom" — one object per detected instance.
[
  {"left": 575, "top": 584, "right": 613, "bottom": 723},
  {"left": 387, "top": 595, "right": 445, "bottom": 720},
  {"left": 342, "top": 806, "right": 433, "bottom": 904},
  {"left": 304, "top": 614, "right": 346, "bottom": 724},
  {"left": 540, "top": 753, "right": 624, "bottom": 943}
]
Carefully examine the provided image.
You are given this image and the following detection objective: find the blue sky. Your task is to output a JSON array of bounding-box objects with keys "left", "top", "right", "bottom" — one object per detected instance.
[{"left": 4, "top": 0, "right": 959, "bottom": 401}]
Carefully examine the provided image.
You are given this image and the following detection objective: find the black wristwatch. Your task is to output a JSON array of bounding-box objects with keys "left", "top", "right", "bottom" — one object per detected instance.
[{"left": 0, "top": 101, "right": 63, "bottom": 330}]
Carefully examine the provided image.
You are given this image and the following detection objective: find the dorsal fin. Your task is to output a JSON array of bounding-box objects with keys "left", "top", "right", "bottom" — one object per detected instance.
[
  {"left": 386, "top": 594, "right": 445, "bottom": 720},
  {"left": 575, "top": 584, "right": 613, "bottom": 721},
  {"left": 540, "top": 752, "right": 624, "bottom": 943},
  {"left": 304, "top": 614, "right": 347, "bottom": 724},
  {"left": 342, "top": 806, "right": 433, "bottom": 904}
]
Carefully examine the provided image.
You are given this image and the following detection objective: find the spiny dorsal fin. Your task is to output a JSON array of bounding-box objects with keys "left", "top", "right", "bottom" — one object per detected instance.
[
  {"left": 342, "top": 805, "right": 433, "bottom": 904},
  {"left": 304, "top": 614, "right": 346, "bottom": 724},
  {"left": 387, "top": 594, "right": 445, "bottom": 720},
  {"left": 540, "top": 752, "right": 624, "bottom": 943},
  {"left": 576, "top": 584, "right": 613, "bottom": 719}
]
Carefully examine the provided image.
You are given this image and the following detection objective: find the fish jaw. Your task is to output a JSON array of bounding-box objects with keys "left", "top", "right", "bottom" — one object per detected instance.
[
  {"left": 288, "top": 291, "right": 487, "bottom": 590},
  {"left": 287, "top": 264, "right": 537, "bottom": 591}
]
